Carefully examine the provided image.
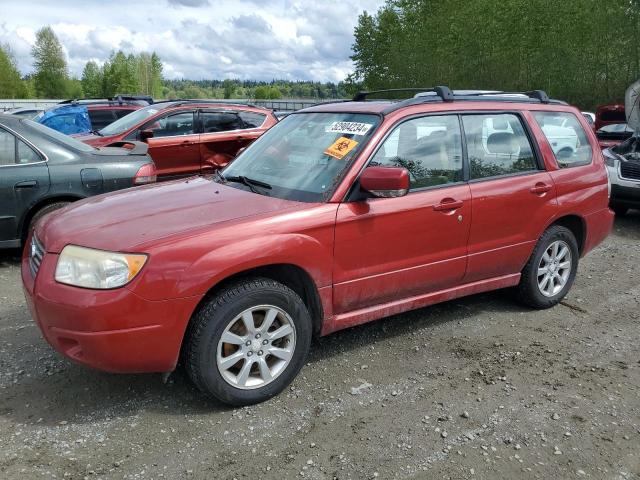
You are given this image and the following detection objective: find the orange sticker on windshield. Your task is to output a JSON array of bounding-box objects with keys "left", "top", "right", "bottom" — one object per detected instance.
[{"left": 324, "top": 137, "right": 359, "bottom": 160}]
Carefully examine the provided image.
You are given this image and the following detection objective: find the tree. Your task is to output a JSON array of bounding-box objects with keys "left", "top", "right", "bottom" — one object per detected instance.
[
  {"left": 102, "top": 51, "right": 138, "bottom": 96},
  {"left": 81, "top": 61, "right": 103, "bottom": 97},
  {"left": 0, "top": 44, "right": 27, "bottom": 98},
  {"left": 223, "top": 79, "right": 235, "bottom": 99},
  {"left": 32, "top": 26, "right": 68, "bottom": 98}
]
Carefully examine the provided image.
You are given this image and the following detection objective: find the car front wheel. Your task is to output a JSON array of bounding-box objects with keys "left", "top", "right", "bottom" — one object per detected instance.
[
  {"left": 516, "top": 225, "right": 579, "bottom": 309},
  {"left": 184, "top": 277, "right": 312, "bottom": 406}
]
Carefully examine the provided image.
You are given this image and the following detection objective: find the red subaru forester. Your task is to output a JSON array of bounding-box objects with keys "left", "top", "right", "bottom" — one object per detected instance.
[{"left": 23, "top": 88, "right": 614, "bottom": 406}]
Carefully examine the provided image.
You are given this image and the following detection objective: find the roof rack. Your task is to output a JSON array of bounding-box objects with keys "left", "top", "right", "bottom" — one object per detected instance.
[
  {"left": 354, "top": 86, "right": 454, "bottom": 102},
  {"left": 57, "top": 96, "right": 154, "bottom": 106},
  {"left": 153, "top": 99, "right": 264, "bottom": 109}
]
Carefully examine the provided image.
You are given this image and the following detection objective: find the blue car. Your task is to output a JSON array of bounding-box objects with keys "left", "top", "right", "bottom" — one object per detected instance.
[{"left": 37, "top": 96, "right": 153, "bottom": 135}]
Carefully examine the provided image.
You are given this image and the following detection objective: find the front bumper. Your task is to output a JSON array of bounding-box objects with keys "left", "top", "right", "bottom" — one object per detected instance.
[
  {"left": 22, "top": 247, "right": 202, "bottom": 373},
  {"left": 607, "top": 163, "right": 640, "bottom": 208}
]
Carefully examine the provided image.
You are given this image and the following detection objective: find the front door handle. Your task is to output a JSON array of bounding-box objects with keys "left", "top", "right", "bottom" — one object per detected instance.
[
  {"left": 530, "top": 182, "right": 551, "bottom": 195},
  {"left": 433, "top": 198, "right": 464, "bottom": 211},
  {"left": 15, "top": 180, "right": 38, "bottom": 189}
]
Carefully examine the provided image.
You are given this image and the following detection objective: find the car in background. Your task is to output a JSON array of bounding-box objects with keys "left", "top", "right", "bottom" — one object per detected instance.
[
  {"left": 0, "top": 114, "right": 156, "bottom": 248},
  {"left": 23, "top": 87, "right": 612, "bottom": 406},
  {"left": 74, "top": 101, "right": 278, "bottom": 180},
  {"left": 36, "top": 96, "right": 153, "bottom": 135},
  {"left": 595, "top": 104, "right": 630, "bottom": 149},
  {"left": 581, "top": 111, "right": 595, "bottom": 128},
  {"left": 7, "top": 107, "right": 45, "bottom": 119}
]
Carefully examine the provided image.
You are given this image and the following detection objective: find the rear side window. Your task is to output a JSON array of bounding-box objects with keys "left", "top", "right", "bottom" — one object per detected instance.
[
  {"left": 0, "top": 128, "right": 15, "bottom": 165},
  {"left": 201, "top": 111, "right": 246, "bottom": 133},
  {"left": 462, "top": 113, "right": 538, "bottom": 179},
  {"left": 533, "top": 112, "right": 592, "bottom": 168},
  {"left": 88, "top": 110, "right": 117, "bottom": 130},
  {"left": 0, "top": 128, "right": 41, "bottom": 165},
  {"left": 239, "top": 111, "right": 266, "bottom": 128}
]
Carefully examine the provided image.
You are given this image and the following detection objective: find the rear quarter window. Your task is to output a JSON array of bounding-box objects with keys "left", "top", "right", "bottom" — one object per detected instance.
[{"left": 533, "top": 112, "right": 592, "bottom": 168}]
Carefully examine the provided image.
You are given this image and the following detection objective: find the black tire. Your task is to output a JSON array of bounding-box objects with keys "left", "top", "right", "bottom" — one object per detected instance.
[
  {"left": 612, "top": 206, "right": 628, "bottom": 216},
  {"left": 183, "top": 277, "right": 312, "bottom": 406},
  {"left": 516, "top": 225, "right": 579, "bottom": 309},
  {"left": 28, "top": 201, "right": 71, "bottom": 232}
]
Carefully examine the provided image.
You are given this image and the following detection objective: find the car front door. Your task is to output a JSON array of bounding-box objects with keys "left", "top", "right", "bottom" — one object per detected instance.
[
  {"left": 333, "top": 114, "right": 471, "bottom": 313},
  {"left": 0, "top": 127, "right": 49, "bottom": 245},
  {"left": 461, "top": 112, "right": 557, "bottom": 283},
  {"left": 144, "top": 111, "right": 200, "bottom": 180},
  {"left": 197, "top": 110, "right": 265, "bottom": 173}
]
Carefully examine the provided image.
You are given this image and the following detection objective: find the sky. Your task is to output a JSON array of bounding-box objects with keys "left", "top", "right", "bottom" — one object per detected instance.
[{"left": 0, "top": 0, "right": 384, "bottom": 83}]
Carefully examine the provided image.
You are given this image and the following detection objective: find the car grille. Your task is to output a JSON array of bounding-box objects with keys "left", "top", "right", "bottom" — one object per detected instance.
[
  {"left": 620, "top": 161, "right": 640, "bottom": 180},
  {"left": 29, "top": 235, "right": 45, "bottom": 277}
]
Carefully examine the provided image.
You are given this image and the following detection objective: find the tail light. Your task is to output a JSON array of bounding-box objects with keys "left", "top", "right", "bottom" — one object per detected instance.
[{"left": 133, "top": 163, "right": 157, "bottom": 185}]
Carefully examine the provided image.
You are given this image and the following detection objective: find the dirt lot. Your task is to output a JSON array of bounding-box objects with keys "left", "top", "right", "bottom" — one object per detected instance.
[{"left": 1, "top": 214, "right": 639, "bottom": 480}]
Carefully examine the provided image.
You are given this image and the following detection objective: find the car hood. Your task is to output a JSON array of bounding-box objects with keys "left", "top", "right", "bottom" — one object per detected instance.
[{"left": 38, "top": 176, "right": 304, "bottom": 253}]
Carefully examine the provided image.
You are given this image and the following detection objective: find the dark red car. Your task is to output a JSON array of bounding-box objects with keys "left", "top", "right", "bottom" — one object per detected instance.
[
  {"left": 23, "top": 88, "right": 613, "bottom": 406},
  {"left": 74, "top": 101, "right": 278, "bottom": 180},
  {"left": 595, "top": 104, "right": 632, "bottom": 149}
]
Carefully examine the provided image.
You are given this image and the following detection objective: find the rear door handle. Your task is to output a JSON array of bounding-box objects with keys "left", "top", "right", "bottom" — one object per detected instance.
[
  {"left": 15, "top": 180, "right": 38, "bottom": 189},
  {"left": 433, "top": 198, "right": 464, "bottom": 211},
  {"left": 530, "top": 183, "right": 551, "bottom": 195}
]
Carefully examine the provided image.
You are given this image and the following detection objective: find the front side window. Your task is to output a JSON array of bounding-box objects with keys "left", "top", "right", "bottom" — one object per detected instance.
[
  {"left": 533, "top": 112, "right": 592, "bottom": 168},
  {"left": 144, "top": 112, "right": 195, "bottom": 137},
  {"left": 221, "top": 112, "right": 381, "bottom": 202},
  {"left": 463, "top": 113, "right": 538, "bottom": 179},
  {"left": 369, "top": 115, "right": 463, "bottom": 189}
]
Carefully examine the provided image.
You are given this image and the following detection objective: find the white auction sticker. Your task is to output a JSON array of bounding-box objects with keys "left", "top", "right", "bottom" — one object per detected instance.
[{"left": 326, "top": 121, "right": 373, "bottom": 136}]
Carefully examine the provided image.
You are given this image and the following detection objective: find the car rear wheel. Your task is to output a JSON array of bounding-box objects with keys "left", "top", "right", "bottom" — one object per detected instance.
[
  {"left": 184, "top": 277, "right": 312, "bottom": 406},
  {"left": 516, "top": 225, "right": 579, "bottom": 309},
  {"left": 28, "top": 201, "right": 71, "bottom": 233}
]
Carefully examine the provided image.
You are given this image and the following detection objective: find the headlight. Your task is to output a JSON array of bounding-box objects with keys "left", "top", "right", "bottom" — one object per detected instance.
[
  {"left": 55, "top": 245, "right": 147, "bottom": 289},
  {"left": 603, "top": 149, "right": 618, "bottom": 168}
]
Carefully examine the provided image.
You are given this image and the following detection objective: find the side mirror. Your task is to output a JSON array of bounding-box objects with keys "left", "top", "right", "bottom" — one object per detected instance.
[
  {"left": 139, "top": 129, "right": 154, "bottom": 142},
  {"left": 360, "top": 166, "right": 409, "bottom": 198}
]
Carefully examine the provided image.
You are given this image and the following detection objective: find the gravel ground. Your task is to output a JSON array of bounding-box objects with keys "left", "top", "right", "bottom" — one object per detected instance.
[{"left": 1, "top": 214, "right": 639, "bottom": 480}]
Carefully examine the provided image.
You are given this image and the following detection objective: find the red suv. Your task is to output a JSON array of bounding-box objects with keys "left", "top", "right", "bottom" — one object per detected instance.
[
  {"left": 74, "top": 101, "right": 278, "bottom": 180},
  {"left": 23, "top": 87, "right": 613, "bottom": 406}
]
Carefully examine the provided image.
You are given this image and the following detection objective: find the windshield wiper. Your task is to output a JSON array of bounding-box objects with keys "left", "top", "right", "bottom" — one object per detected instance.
[
  {"left": 224, "top": 175, "right": 272, "bottom": 194},
  {"left": 90, "top": 130, "right": 104, "bottom": 137}
]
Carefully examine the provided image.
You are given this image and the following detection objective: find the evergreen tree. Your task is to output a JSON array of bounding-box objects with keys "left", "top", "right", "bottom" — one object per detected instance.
[{"left": 32, "top": 26, "right": 68, "bottom": 98}]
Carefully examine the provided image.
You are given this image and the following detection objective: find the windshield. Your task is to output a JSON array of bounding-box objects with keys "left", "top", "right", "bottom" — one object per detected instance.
[
  {"left": 597, "top": 123, "right": 632, "bottom": 134},
  {"left": 22, "top": 119, "right": 96, "bottom": 152},
  {"left": 99, "top": 105, "right": 161, "bottom": 136},
  {"left": 221, "top": 112, "right": 381, "bottom": 202}
]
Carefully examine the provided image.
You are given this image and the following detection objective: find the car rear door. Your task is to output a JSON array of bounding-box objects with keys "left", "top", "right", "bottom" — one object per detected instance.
[
  {"left": 333, "top": 114, "right": 471, "bottom": 313},
  {"left": 197, "top": 109, "right": 266, "bottom": 173},
  {"left": 0, "top": 126, "right": 49, "bottom": 245},
  {"left": 461, "top": 112, "right": 557, "bottom": 283},
  {"left": 144, "top": 110, "right": 200, "bottom": 180}
]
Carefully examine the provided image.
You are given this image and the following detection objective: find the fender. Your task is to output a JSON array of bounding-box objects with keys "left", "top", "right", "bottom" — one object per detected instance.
[{"left": 172, "top": 233, "right": 333, "bottom": 298}]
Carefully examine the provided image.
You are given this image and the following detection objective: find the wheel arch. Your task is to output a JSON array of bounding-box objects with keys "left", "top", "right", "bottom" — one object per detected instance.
[
  {"left": 188, "top": 263, "right": 324, "bottom": 338},
  {"left": 548, "top": 214, "right": 586, "bottom": 255},
  {"left": 20, "top": 194, "right": 86, "bottom": 241}
]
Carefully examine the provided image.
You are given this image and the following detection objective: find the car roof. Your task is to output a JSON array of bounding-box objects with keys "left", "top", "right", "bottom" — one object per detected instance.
[
  {"left": 152, "top": 100, "right": 272, "bottom": 112},
  {"left": 299, "top": 87, "right": 570, "bottom": 116}
]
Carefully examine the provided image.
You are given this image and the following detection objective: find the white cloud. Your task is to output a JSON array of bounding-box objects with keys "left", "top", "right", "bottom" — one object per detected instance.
[{"left": 0, "top": 0, "right": 385, "bottom": 82}]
